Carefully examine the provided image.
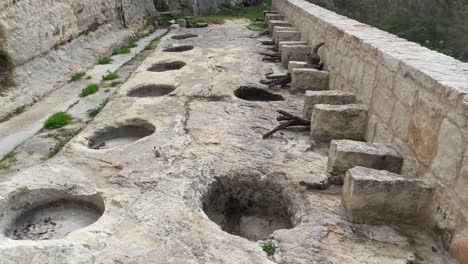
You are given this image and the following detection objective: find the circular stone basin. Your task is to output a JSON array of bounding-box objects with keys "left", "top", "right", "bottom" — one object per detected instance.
[
  {"left": 127, "top": 84, "right": 176, "bottom": 97},
  {"left": 163, "top": 45, "right": 194, "bottom": 52},
  {"left": 147, "top": 61, "right": 186, "bottom": 72},
  {"left": 202, "top": 176, "right": 293, "bottom": 241},
  {"left": 2, "top": 190, "right": 104, "bottom": 241},
  {"left": 171, "top": 34, "right": 199, "bottom": 40},
  {"left": 234, "top": 86, "right": 285, "bottom": 102},
  {"left": 88, "top": 119, "right": 155, "bottom": 150}
]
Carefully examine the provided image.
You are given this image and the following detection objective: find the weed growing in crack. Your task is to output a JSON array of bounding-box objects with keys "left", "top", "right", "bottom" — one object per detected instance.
[
  {"left": 81, "top": 84, "right": 100, "bottom": 97},
  {"left": 102, "top": 72, "right": 119, "bottom": 81},
  {"left": 111, "top": 81, "right": 121, "bottom": 87},
  {"left": 0, "top": 151, "right": 17, "bottom": 170},
  {"left": 262, "top": 243, "right": 278, "bottom": 256},
  {"left": 113, "top": 41, "right": 138, "bottom": 55},
  {"left": 44, "top": 112, "right": 72, "bottom": 129},
  {"left": 98, "top": 57, "right": 113, "bottom": 65},
  {"left": 15, "top": 105, "right": 26, "bottom": 115},
  {"left": 87, "top": 99, "right": 108, "bottom": 118},
  {"left": 46, "top": 128, "right": 81, "bottom": 158},
  {"left": 71, "top": 72, "right": 85, "bottom": 82},
  {"left": 145, "top": 31, "right": 171, "bottom": 51}
]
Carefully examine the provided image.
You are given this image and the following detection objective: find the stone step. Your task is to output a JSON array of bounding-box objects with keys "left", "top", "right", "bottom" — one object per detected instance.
[
  {"left": 281, "top": 45, "right": 310, "bottom": 68},
  {"left": 342, "top": 166, "right": 432, "bottom": 225},
  {"left": 274, "top": 31, "right": 301, "bottom": 45},
  {"left": 303, "top": 90, "right": 356, "bottom": 120},
  {"left": 278, "top": 41, "right": 308, "bottom": 52},
  {"left": 288, "top": 61, "right": 314, "bottom": 73},
  {"left": 268, "top": 20, "right": 293, "bottom": 34},
  {"left": 310, "top": 104, "right": 367, "bottom": 141},
  {"left": 327, "top": 139, "right": 404, "bottom": 175},
  {"left": 291, "top": 68, "right": 329, "bottom": 93},
  {"left": 272, "top": 26, "right": 295, "bottom": 42},
  {"left": 264, "top": 12, "right": 284, "bottom": 23}
]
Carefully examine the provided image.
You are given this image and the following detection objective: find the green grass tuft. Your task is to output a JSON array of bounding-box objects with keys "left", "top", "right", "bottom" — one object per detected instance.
[
  {"left": 46, "top": 128, "right": 81, "bottom": 158},
  {"left": 102, "top": 72, "right": 119, "bottom": 81},
  {"left": 262, "top": 243, "right": 278, "bottom": 256},
  {"left": 44, "top": 112, "right": 72, "bottom": 129},
  {"left": 80, "top": 84, "right": 100, "bottom": 97},
  {"left": 0, "top": 151, "right": 18, "bottom": 170},
  {"left": 98, "top": 57, "right": 113, "bottom": 65},
  {"left": 15, "top": 105, "right": 26, "bottom": 115},
  {"left": 112, "top": 41, "right": 138, "bottom": 55},
  {"left": 111, "top": 81, "right": 121, "bottom": 87},
  {"left": 71, "top": 72, "right": 85, "bottom": 82},
  {"left": 87, "top": 99, "right": 109, "bottom": 118}
]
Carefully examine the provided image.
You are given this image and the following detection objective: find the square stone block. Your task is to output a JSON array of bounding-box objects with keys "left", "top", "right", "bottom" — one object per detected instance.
[
  {"left": 274, "top": 31, "right": 301, "bottom": 44},
  {"left": 303, "top": 90, "right": 356, "bottom": 119},
  {"left": 291, "top": 68, "right": 329, "bottom": 93},
  {"left": 265, "top": 13, "right": 284, "bottom": 22},
  {"left": 327, "top": 139, "right": 404, "bottom": 175},
  {"left": 310, "top": 104, "right": 367, "bottom": 141},
  {"left": 268, "top": 20, "right": 292, "bottom": 34},
  {"left": 272, "top": 27, "right": 295, "bottom": 42},
  {"left": 281, "top": 45, "right": 310, "bottom": 68},
  {"left": 288, "top": 61, "right": 314, "bottom": 74},
  {"left": 342, "top": 166, "right": 432, "bottom": 225},
  {"left": 278, "top": 41, "right": 308, "bottom": 52}
]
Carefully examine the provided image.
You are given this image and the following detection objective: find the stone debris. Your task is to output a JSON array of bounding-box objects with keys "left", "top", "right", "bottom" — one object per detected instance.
[
  {"left": 310, "top": 104, "right": 368, "bottom": 141},
  {"left": 291, "top": 68, "right": 329, "bottom": 93},
  {"left": 303, "top": 90, "right": 356, "bottom": 120},
  {"left": 342, "top": 166, "right": 433, "bottom": 225},
  {"left": 327, "top": 139, "right": 404, "bottom": 175}
]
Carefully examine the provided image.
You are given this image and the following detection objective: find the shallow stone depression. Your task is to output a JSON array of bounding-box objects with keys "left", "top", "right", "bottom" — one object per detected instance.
[
  {"left": 202, "top": 176, "right": 293, "bottom": 241},
  {"left": 0, "top": 189, "right": 104, "bottom": 241},
  {"left": 88, "top": 119, "right": 155, "bottom": 149},
  {"left": 127, "top": 84, "right": 176, "bottom": 97},
  {"left": 147, "top": 61, "right": 186, "bottom": 72},
  {"left": 171, "top": 34, "right": 199, "bottom": 40},
  {"left": 234, "top": 86, "right": 285, "bottom": 102},
  {"left": 163, "top": 45, "right": 194, "bottom": 52}
]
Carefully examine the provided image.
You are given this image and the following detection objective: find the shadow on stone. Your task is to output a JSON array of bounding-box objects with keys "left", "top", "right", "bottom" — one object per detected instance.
[
  {"left": 202, "top": 176, "right": 293, "bottom": 241},
  {"left": 147, "top": 61, "right": 186, "bottom": 72},
  {"left": 88, "top": 119, "right": 155, "bottom": 149},
  {"left": 171, "top": 34, "right": 199, "bottom": 40},
  {"left": 234, "top": 86, "right": 285, "bottom": 102},
  {"left": 127, "top": 84, "right": 176, "bottom": 97},
  {"left": 163, "top": 45, "right": 194, "bottom": 52},
  {"left": 1, "top": 189, "right": 104, "bottom": 241}
]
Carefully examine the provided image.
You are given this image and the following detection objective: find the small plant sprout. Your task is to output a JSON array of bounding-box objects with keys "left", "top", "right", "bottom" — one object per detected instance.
[
  {"left": 98, "top": 57, "right": 113, "bottom": 65},
  {"left": 71, "top": 72, "right": 85, "bottom": 81},
  {"left": 80, "top": 84, "right": 100, "bottom": 97},
  {"left": 112, "top": 41, "right": 138, "bottom": 55},
  {"left": 44, "top": 112, "right": 72, "bottom": 129},
  {"left": 102, "top": 72, "right": 119, "bottom": 81},
  {"left": 262, "top": 243, "right": 278, "bottom": 256}
]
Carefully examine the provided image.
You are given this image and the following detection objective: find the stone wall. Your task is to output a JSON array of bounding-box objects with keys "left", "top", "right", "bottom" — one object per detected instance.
[{"left": 273, "top": 0, "right": 468, "bottom": 259}]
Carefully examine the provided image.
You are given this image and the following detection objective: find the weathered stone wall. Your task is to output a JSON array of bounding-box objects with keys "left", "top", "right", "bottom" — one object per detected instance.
[{"left": 273, "top": 0, "right": 468, "bottom": 258}]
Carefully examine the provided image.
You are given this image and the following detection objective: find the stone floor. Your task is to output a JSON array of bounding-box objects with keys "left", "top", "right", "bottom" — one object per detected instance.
[{"left": 0, "top": 20, "right": 456, "bottom": 264}]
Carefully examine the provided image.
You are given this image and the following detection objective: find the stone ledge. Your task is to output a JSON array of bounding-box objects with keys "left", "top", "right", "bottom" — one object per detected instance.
[
  {"left": 303, "top": 90, "right": 356, "bottom": 119},
  {"left": 291, "top": 68, "right": 329, "bottom": 93}
]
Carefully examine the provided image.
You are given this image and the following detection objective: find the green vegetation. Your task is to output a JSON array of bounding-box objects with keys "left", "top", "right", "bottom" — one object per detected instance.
[
  {"left": 87, "top": 99, "right": 109, "bottom": 118},
  {"left": 70, "top": 72, "right": 85, "bottom": 81},
  {"left": 44, "top": 112, "right": 72, "bottom": 129},
  {"left": 98, "top": 57, "right": 113, "bottom": 65},
  {"left": 80, "top": 84, "right": 100, "bottom": 97},
  {"left": 102, "top": 72, "right": 119, "bottom": 81},
  {"left": 0, "top": 152, "right": 17, "bottom": 170},
  {"left": 86, "top": 76, "right": 92, "bottom": 80},
  {"left": 247, "top": 21, "right": 268, "bottom": 31},
  {"left": 145, "top": 31, "right": 171, "bottom": 51},
  {"left": 15, "top": 105, "right": 26, "bottom": 115},
  {"left": 113, "top": 41, "right": 138, "bottom": 55},
  {"left": 111, "top": 81, "right": 121, "bottom": 87},
  {"left": 46, "top": 128, "right": 81, "bottom": 158},
  {"left": 262, "top": 243, "right": 278, "bottom": 256}
]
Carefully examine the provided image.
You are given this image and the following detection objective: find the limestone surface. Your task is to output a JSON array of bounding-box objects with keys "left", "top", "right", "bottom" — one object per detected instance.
[{"left": 342, "top": 166, "right": 433, "bottom": 225}]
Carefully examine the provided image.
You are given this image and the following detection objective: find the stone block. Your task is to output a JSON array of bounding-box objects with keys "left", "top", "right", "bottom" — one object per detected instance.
[
  {"left": 268, "top": 20, "right": 292, "bottom": 34},
  {"left": 342, "top": 166, "right": 433, "bottom": 225},
  {"left": 278, "top": 41, "right": 308, "bottom": 52},
  {"left": 265, "top": 13, "right": 284, "bottom": 22},
  {"left": 291, "top": 68, "right": 329, "bottom": 93},
  {"left": 303, "top": 90, "right": 356, "bottom": 120},
  {"left": 310, "top": 104, "right": 367, "bottom": 141},
  {"left": 274, "top": 31, "right": 301, "bottom": 44},
  {"left": 327, "top": 139, "right": 403, "bottom": 175},
  {"left": 272, "top": 27, "right": 295, "bottom": 42},
  {"left": 281, "top": 45, "right": 310, "bottom": 68},
  {"left": 288, "top": 61, "right": 314, "bottom": 74}
]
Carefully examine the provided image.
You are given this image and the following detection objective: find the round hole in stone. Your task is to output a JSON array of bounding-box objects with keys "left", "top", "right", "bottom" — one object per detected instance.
[
  {"left": 88, "top": 119, "right": 155, "bottom": 149},
  {"left": 163, "top": 45, "right": 194, "bottom": 52},
  {"left": 147, "top": 61, "right": 186, "bottom": 72},
  {"left": 234, "top": 86, "right": 285, "bottom": 102},
  {"left": 202, "top": 176, "right": 293, "bottom": 241},
  {"left": 127, "top": 84, "right": 176, "bottom": 97},
  {"left": 171, "top": 34, "right": 199, "bottom": 40},
  {"left": 1, "top": 189, "right": 104, "bottom": 241}
]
